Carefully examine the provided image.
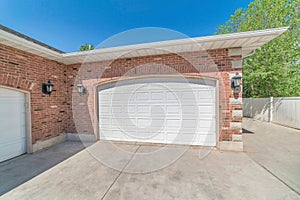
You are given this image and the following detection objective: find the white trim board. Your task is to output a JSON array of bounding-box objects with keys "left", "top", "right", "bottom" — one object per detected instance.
[{"left": 0, "top": 27, "right": 288, "bottom": 64}]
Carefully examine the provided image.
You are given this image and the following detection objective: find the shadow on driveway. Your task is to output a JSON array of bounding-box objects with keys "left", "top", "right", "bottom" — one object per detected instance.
[
  {"left": 242, "top": 128, "right": 254, "bottom": 134},
  {"left": 0, "top": 141, "right": 87, "bottom": 196}
]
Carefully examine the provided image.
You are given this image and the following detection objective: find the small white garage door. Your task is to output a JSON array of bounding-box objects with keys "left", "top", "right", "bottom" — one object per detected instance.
[
  {"left": 0, "top": 87, "right": 26, "bottom": 162},
  {"left": 98, "top": 78, "right": 216, "bottom": 146}
]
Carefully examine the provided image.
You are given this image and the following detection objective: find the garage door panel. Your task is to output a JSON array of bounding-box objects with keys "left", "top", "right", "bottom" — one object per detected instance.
[
  {"left": 127, "top": 105, "right": 136, "bottom": 114},
  {"left": 181, "top": 91, "right": 197, "bottom": 100},
  {"left": 181, "top": 119, "right": 199, "bottom": 128},
  {"left": 121, "top": 132, "right": 140, "bottom": 141},
  {"left": 111, "top": 93, "right": 126, "bottom": 101},
  {"left": 181, "top": 134, "right": 197, "bottom": 143},
  {"left": 137, "top": 105, "right": 150, "bottom": 113},
  {"left": 0, "top": 126, "right": 26, "bottom": 140},
  {"left": 150, "top": 119, "right": 166, "bottom": 129},
  {"left": 0, "top": 88, "right": 26, "bottom": 162},
  {"left": 119, "top": 125, "right": 142, "bottom": 133},
  {"left": 166, "top": 133, "right": 181, "bottom": 143},
  {"left": 197, "top": 132, "right": 216, "bottom": 136},
  {"left": 111, "top": 118, "right": 125, "bottom": 128},
  {"left": 180, "top": 131, "right": 215, "bottom": 136},
  {"left": 0, "top": 136, "right": 26, "bottom": 146},
  {"left": 199, "top": 112, "right": 215, "bottom": 116},
  {"left": 123, "top": 132, "right": 137, "bottom": 140},
  {"left": 0, "top": 141, "right": 26, "bottom": 162},
  {"left": 135, "top": 92, "right": 150, "bottom": 100},
  {"left": 99, "top": 79, "right": 216, "bottom": 146},
  {"left": 99, "top": 93, "right": 111, "bottom": 103},
  {"left": 100, "top": 106, "right": 111, "bottom": 114},
  {"left": 0, "top": 104, "right": 23, "bottom": 115},
  {"left": 181, "top": 134, "right": 216, "bottom": 144},
  {"left": 197, "top": 101, "right": 215, "bottom": 105},
  {"left": 111, "top": 106, "right": 123, "bottom": 115},
  {"left": 0, "top": 116, "right": 25, "bottom": 127},
  {"left": 198, "top": 120, "right": 215, "bottom": 128},
  {"left": 165, "top": 119, "right": 181, "bottom": 130},
  {"left": 199, "top": 126, "right": 216, "bottom": 133},
  {"left": 198, "top": 91, "right": 215, "bottom": 99},
  {"left": 101, "top": 130, "right": 124, "bottom": 139},
  {"left": 193, "top": 136, "right": 216, "bottom": 146},
  {"left": 151, "top": 133, "right": 165, "bottom": 141},
  {"left": 0, "top": 98, "right": 24, "bottom": 102},
  {"left": 136, "top": 118, "right": 151, "bottom": 128},
  {"left": 100, "top": 116, "right": 111, "bottom": 124},
  {"left": 166, "top": 92, "right": 178, "bottom": 101},
  {"left": 151, "top": 92, "right": 164, "bottom": 100},
  {"left": 132, "top": 132, "right": 154, "bottom": 140},
  {"left": 123, "top": 117, "right": 137, "bottom": 124},
  {"left": 166, "top": 105, "right": 181, "bottom": 114},
  {"left": 199, "top": 105, "right": 215, "bottom": 114},
  {"left": 182, "top": 105, "right": 199, "bottom": 114}
]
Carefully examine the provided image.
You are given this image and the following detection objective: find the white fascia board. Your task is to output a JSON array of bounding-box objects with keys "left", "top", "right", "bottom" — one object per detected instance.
[
  {"left": 0, "top": 27, "right": 288, "bottom": 64},
  {"left": 0, "top": 29, "right": 62, "bottom": 60},
  {"left": 63, "top": 27, "right": 288, "bottom": 57}
]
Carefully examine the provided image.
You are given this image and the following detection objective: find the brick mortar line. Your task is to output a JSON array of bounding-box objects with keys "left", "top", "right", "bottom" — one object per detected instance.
[{"left": 100, "top": 145, "right": 141, "bottom": 200}]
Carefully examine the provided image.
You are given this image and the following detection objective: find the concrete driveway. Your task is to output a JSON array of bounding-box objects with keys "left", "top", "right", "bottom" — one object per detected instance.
[
  {"left": 243, "top": 118, "right": 300, "bottom": 196},
  {"left": 1, "top": 137, "right": 299, "bottom": 199},
  {"left": 0, "top": 141, "right": 85, "bottom": 196}
]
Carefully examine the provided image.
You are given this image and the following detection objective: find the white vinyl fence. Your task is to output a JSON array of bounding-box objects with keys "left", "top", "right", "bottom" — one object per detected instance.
[{"left": 243, "top": 97, "right": 300, "bottom": 129}]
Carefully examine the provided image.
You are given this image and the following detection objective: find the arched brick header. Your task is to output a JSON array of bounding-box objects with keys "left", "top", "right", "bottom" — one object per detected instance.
[{"left": 0, "top": 74, "right": 35, "bottom": 92}]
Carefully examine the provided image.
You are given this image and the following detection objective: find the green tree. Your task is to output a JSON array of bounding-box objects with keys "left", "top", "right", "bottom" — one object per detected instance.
[
  {"left": 216, "top": 0, "right": 300, "bottom": 97},
  {"left": 78, "top": 44, "right": 95, "bottom": 51}
]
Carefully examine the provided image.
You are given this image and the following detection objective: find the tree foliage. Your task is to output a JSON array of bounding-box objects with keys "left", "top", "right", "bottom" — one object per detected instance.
[
  {"left": 216, "top": 0, "right": 300, "bottom": 97},
  {"left": 78, "top": 44, "right": 95, "bottom": 51}
]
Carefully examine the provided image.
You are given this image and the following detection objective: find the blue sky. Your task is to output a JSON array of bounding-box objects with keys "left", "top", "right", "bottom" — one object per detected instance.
[{"left": 0, "top": 0, "right": 252, "bottom": 52}]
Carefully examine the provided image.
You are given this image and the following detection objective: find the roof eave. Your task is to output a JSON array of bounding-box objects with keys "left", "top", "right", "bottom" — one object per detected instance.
[{"left": 0, "top": 26, "right": 288, "bottom": 65}]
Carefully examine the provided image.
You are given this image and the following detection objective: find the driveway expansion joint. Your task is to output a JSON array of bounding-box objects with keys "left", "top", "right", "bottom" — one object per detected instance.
[
  {"left": 100, "top": 145, "right": 141, "bottom": 200},
  {"left": 245, "top": 153, "right": 300, "bottom": 197}
]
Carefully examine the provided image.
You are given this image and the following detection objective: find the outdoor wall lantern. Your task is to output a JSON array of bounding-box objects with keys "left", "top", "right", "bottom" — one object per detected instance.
[
  {"left": 231, "top": 72, "right": 242, "bottom": 94},
  {"left": 77, "top": 81, "right": 86, "bottom": 96},
  {"left": 42, "top": 80, "right": 53, "bottom": 95}
]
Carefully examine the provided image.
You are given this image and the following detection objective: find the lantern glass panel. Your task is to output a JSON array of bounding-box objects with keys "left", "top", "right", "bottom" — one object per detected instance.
[
  {"left": 78, "top": 86, "right": 83, "bottom": 93},
  {"left": 234, "top": 79, "right": 240, "bottom": 87},
  {"left": 77, "top": 83, "right": 83, "bottom": 93},
  {"left": 47, "top": 84, "right": 52, "bottom": 93}
]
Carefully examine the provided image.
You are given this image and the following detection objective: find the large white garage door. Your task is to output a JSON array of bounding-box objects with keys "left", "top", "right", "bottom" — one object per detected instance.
[
  {"left": 98, "top": 78, "right": 216, "bottom": 146},
  {"left": 0, "top": 88, "right": 26, "bottom": 162}
]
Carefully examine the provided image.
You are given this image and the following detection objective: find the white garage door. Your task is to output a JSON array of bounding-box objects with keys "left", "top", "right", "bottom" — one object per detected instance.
[
  {"left": 0, "top": 88, "right": 26, "bottom": 162},
  {"left": 98, "top": 78, "right": 216, "bottom": 146}
]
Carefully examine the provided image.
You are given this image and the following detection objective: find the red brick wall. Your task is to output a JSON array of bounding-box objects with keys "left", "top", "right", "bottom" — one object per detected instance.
[
  {"left": 0, "top": 43, "right": 242, "bottom": 144},
  {"left": 66, "top": 49, "right": 242, "bottom": 142},
  {"left": 0, "top": 44, "right": 68, "bottom": 144}
]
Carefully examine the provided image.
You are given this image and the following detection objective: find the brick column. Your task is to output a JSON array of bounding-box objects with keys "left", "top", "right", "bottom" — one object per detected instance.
[{"left": 219, "top": 48, "right": 243, "bottom": 151}]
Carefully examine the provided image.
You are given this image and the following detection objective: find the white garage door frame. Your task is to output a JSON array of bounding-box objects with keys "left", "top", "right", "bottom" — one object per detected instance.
[
  {"left": 94, "top": 75, "right": 219, "bottom": 146},
  {"left": 0, "top": 85, "right": 32, "bottom": 158}
]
